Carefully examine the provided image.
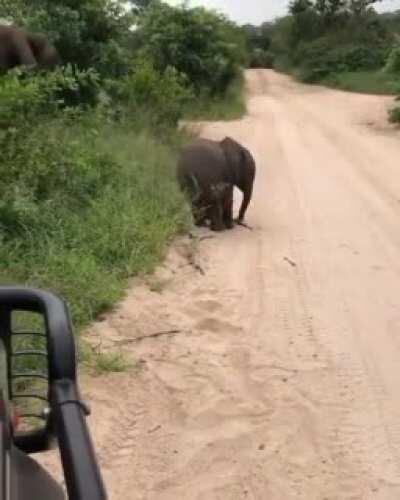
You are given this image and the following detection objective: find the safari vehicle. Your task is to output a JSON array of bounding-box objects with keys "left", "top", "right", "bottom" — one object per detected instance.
[{"left": 0, "top": 287, "right": 107, "bottom": 499}]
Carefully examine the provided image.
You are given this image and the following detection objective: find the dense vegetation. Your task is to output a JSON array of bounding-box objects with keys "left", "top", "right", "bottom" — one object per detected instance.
[
  {"left": 244, "top": 2, "right": 400, "bottom": 121},
  {"left": 243, "top": 22, "right": 275, "bottom": 69},
  {"left": 0, "top": 0, "right": 247, "bottom": 327}
]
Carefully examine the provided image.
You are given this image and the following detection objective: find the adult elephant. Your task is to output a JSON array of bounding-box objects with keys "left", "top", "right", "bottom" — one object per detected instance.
[
  {"left": 177, "top": 137, "right": 256, "bottom": 231},
  {"left": 0, "top": 25, "right": 60, "bottom": 72}
]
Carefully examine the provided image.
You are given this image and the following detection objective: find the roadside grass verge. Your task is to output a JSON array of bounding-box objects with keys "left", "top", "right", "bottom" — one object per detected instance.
[
  {"left": 273, "top": 61, "right": 399, "bottom": 96},
  {"left": 80, "top": 343, "right": 133, "bottom": 375},
  {"left": 185, "top": 76, "right": 246, "bottom": 121},
  {"left": 0, "top": 122, "right": 191, "bottom": 330},
  {"left": 322, "top": 70, "right": 399, "bottom": 95}
]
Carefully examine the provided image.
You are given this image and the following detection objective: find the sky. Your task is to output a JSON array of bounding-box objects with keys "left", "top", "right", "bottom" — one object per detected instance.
[{"left": 167, "top": 0, "right": 400, "bottom": 25}]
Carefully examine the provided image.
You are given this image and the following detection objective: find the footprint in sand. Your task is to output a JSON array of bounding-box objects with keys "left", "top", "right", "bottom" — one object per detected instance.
[
  {"left": 196, "top": 317, "right": 242, "bottom": 334},
  {"left": 182, "top": 298, "right": 224, "bottom": 319},
  {"left": 194, "top": 299, "right": 223, "bottom": 313}
]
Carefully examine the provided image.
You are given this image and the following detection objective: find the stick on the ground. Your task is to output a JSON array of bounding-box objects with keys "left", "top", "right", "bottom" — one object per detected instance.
[
  {"left": 237, "top": 221, "right": 254, "bottom": 231},
  {"left": 266, "top": 364, "right": 298, "bottom": 374},
  {"left": 192, "top": 263, "right": 205, "bottom": 275},
  {"left": 198, "top": 235, "right": 214, "bottom": 242},
  {"left": 188, "top": 255, "right": 205, "bottom": 275},
  {"left": 284, "top": 257, "right": 297, "bottom": 267},
  {"left": 115, "top": 329, "right": 183, "bottom": 345}
]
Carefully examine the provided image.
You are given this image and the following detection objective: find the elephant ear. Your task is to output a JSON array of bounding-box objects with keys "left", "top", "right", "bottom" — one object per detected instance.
[{"left": 220, "top": 137, "right": 244, "bottom": 187}]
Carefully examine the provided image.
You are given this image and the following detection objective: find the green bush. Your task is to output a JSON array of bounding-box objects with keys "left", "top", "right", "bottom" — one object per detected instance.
[
  {"left": 341, "top": 45, "right": 386, "bottom": 71},
  {"left": 136, "top": 2, "right": 246, "bottom": 95},
  {"left": 384, "top": 46, "right": 400, "bottom": 73},
  {"left": 0, "top": 66, "right": 103, "bottom": 130},
  {"left": 185, "top": 74, "right": 246, "bottom": 120},
  {"left": 294, "top": 39, "right": 387, "bottom": 83},
  {"left": 324, "top": 70, "right": 399, "bottom": 94},
  {"left": 0, "top": 68, "right": 108, "bottom": 213},
  {"left": 0, "top": 118, "right": 118, "bottom": 238},
  {"left": 263, "top": 0, "right": 396, "bottom": 90},
  {"left": 389, "top": 105, "right": 400, "bottom": 123},
  {"left": 111, "top": 59, "right": 193, "bottom": 127},
  {"left": 249, "top": 49, "right": 274, "bottom": 68},
  {"left": 294, "top": 40, "right": 336, "bottom": 82},
  {"left": 0, "top": 69, "right": 62, "bottom": 128}
]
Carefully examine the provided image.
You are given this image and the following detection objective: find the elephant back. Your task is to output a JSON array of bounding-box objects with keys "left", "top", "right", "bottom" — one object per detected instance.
[{"left": 177, "top": 138, "right": 232, "bottom": 192}]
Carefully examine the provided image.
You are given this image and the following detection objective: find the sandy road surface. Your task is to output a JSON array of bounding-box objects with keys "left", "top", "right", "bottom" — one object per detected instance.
[{"left": 40, "top": 70, "right": 400, "bottom": 499}]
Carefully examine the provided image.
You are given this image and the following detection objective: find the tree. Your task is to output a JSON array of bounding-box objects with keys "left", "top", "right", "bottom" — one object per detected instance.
[
  {"left": 288, "top": 0, "right": 322, "bottom": 45},
  {"left": 289, "top": 0, "right": 313, "bottom": 15},
  {"left": 130, "top": 0, "right": 153, "bottom": 10},
  {"left": 243, "top": 23, "right": 271, "bottom": 51},
  {"left": 314, "top": 0, "right": 346, "bottom": 21},
  {"left": 136, "top": 3, "right": 246, "bottom": 95},
  {"left": 348, "top": 0, "right": 380, "bottom": 17}
]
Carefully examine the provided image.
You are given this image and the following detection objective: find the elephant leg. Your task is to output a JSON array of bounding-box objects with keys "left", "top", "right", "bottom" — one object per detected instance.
[
  {"left": 223, "top": 186, "right": 234, "bottom": 229},
  {"left": 192, "top": 205, "right": 207, "bottom": 227},
  {"left": 210, "top": 200, "right": 225, "bottom": 232},
  {"left": 193, "top": 212, "right": 206, "bottom": 227},
  {"left": 192, "top": 195, "right": 210, "bottom": 227}
]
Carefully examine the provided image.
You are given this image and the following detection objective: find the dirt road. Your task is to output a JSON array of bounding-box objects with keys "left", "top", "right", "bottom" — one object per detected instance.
[{"left": 41, "top": 70, "right": 400, "bottom": 499}]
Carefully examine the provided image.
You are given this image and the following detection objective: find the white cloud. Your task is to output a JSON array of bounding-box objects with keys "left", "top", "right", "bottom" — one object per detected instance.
[{"left": 376, "top": 0, "right": 400, "bottom": 13}]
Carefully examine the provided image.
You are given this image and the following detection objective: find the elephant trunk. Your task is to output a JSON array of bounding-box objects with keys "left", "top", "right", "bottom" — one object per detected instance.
[{"left": 238, "top": 184, "right": 253, "bottom": 222}]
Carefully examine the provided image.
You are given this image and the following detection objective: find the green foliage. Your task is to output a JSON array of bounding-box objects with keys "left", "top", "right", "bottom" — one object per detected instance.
[
  {"left": 263, "top": 0, "right": 394, "bottom": 89},
  {"left": 243, "top": 22, "right": 273, "bottom": 66},
  {"left": 384, "top": 46, "right": 400, "bottom": 73},
  {"left": 389, "top": 101, "right": 400, "bottom": 122},
  {"left": 0, "top": 69, "right": 61, "bottom": 128},
  {"left": 111, "top": 58, "right": 194, "bottom": 128},
  {"left": 324, "top": 70, "right": 399, "bottom": 94},
  {"left": 289, "top": 0, "right": 324, "bottom": 47},
  {"left": 249, "top": 49, "right": 275, "bottom": 68},
  {"left": 341, "top": 45, "right": 386, "bottom": 70},
  {"left": 186, "top": 75, "right": 246, "bottom": 120},
  {"left": 93, "top": 352, "right": 131, "bottom": 375},
  {"left": 379, "top": 10, "right": 400, "bottom": 35},
  {"left": 0, "top": 66, "right": 101, "bottom": 126},
  {"left": 82, "top": 346, "right": 132, "bottom": 375},
  {"left": 0, "top": 75, "right": 117, "bottom": 238},
  {"left": 294, "top": 39, "right": 387, "bottom": 82},
  {"left": 136, "top": 2, "right": 246, "bottom": 95}
]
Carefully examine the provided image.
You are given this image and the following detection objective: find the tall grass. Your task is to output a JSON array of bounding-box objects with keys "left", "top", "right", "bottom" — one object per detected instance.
[
  {"left": 0, "top": 122, "right": 190, "bottom": 328},
  {"left": 323, "top": 70, "right": 399, "bottom": 95},
  {"left": 185, "top": 76, "right": 246, "bottom": 121}
]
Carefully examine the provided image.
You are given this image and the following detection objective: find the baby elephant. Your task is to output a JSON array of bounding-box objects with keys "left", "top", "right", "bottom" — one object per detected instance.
[{"left": 177, "top": 137, "right": 256, "bottom": 231}]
